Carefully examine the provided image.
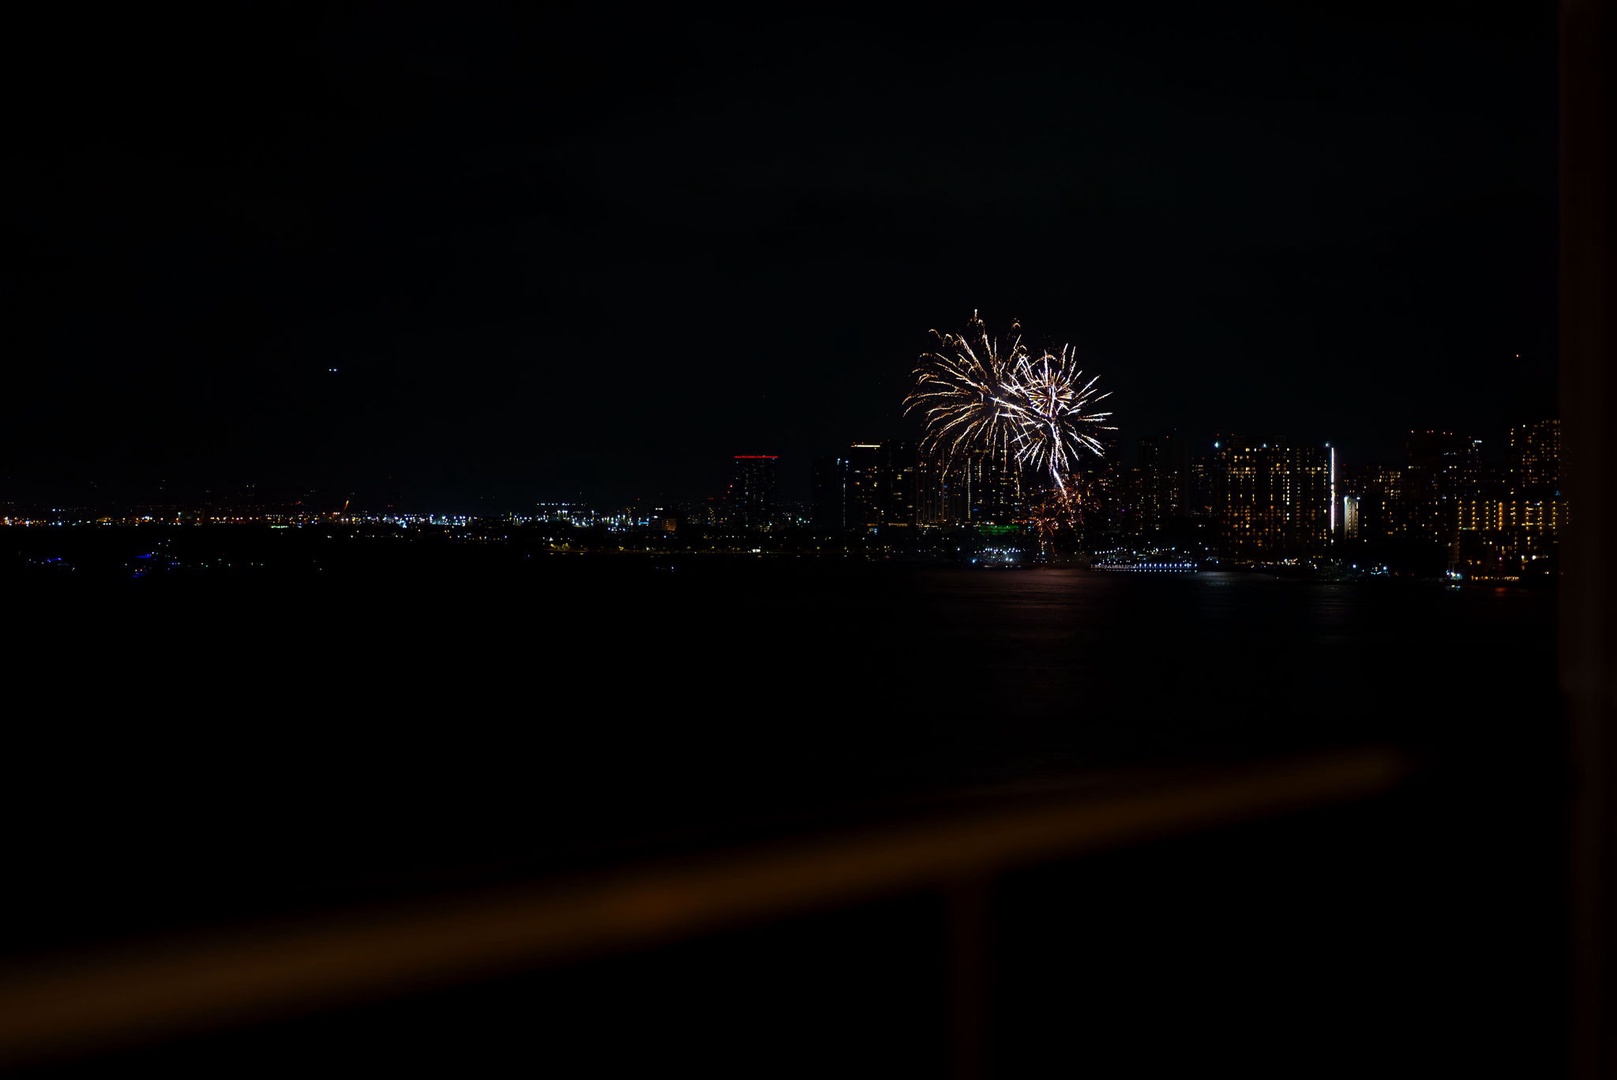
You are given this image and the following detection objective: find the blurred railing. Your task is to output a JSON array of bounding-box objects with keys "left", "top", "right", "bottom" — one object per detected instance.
[{"left": 0, "top": 746, "right": 1415, "bottom": 1074}]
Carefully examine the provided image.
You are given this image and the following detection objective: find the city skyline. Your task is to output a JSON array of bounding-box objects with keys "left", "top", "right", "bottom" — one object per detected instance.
[
  {"left": 3, "top": 410, "right": 1561, "bottom": 523},
  {"left": 1, "top": 415, "right": 1566, "bottom": 589},
  {"left": 6, "top": 5, "right": 1557, "bottom": 513}
]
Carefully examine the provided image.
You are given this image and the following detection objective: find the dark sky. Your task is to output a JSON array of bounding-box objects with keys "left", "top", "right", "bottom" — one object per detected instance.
[{"left": 4, "top": 3, "right": 1558, "bottom": 512}]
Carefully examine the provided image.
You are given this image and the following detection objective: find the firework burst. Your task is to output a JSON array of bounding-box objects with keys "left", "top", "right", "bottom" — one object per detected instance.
[
  {"left": 901, "top": 310, "right": 1028, "bottom": 477},
  {"left": 905, "top": 312, "right": 1115, "bottom": 497},
  {"left": 1000, "top": 344, "right": 1114, "bottom": 491}
]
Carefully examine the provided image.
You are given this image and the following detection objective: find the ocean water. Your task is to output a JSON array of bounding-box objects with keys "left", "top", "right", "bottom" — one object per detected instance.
[
  {"left": 6, "top": 538, "right": 1558, "bottom": 935},
  {"left": 2, "top": 536, "right": 1568, "bottom": 1075}
]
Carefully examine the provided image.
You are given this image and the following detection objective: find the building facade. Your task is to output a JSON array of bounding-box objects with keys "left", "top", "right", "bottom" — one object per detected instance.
[
  {"left": 726, "top": 455, "right": 781, "bottom": 530},
  {"left": 1210, "top": 436, "right": 1333, "bottom": 559}
]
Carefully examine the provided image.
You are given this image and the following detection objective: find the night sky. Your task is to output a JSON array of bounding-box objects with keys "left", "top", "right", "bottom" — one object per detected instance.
[{"left": 5, "top": 3, "right": 1558, "bottom": 512}]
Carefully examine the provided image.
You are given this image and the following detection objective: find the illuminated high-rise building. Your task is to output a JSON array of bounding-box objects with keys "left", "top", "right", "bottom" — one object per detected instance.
[
  {"left": 845, "top": 443, "right": 887, "bottom": 529},
  {"left": 1340, "top": 494, "right": 1362, "bottom": 542},
  {"left": 1406, "top": 430, "right": 1481, "bottom": 489},
  {"left": 913, "top": 451, "right": 1022, "bottom": 527},
  {"left": 1138, "top": 431, "right": 1190, "bottom": 536},
  {"left": 812, "top": 442, "right": 920, "bottom": 532},
  {"left": 1449, "top": 419, "right": 1565, "bottom": 577},
  {"left": 1509, "top": 418, "right": 1561, "bottom": 495},
  {"left": 810, "top": 454, "right": 847, "bottom": 531},
  {"left": 1337, "top": 463, "right": 1408, "bottom": 540},
  {"left": 959, "top": 449, "right": 1024, "bottom": 526},
  {"left": 1210, "top": 435, "right": 1332, "bottom": 559},
  {"left": 728, "top": 455, "right": 780, "bottom": 530},
  {"left": 914, "top": 454, "right": 953, "bottom": 526},
  {"left": 1404, "top": 429, "right": 1481, "bottom": 546}
]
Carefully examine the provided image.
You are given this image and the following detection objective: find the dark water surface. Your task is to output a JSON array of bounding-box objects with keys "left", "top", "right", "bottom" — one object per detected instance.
[
  {"left": 3, "top": 536, "right": 1567, "bottom": 1075},
  {"left": 8, "top": 541, "right": 1558, "bottom": 929}
]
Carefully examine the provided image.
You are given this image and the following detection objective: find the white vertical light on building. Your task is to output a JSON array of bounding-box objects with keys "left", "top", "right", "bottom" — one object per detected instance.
[{"left": 1328, "top": 443, "right": 1337, "bottom": 540}]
